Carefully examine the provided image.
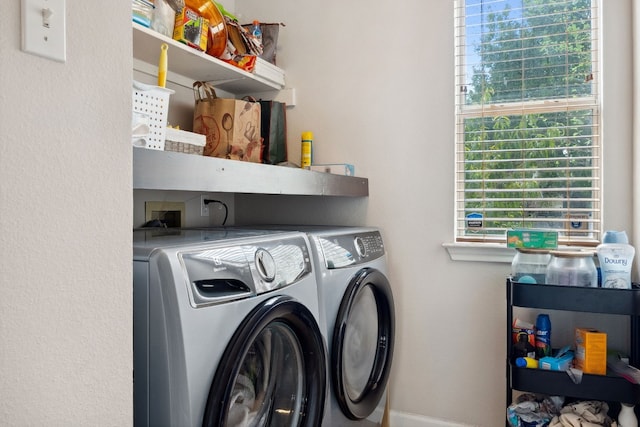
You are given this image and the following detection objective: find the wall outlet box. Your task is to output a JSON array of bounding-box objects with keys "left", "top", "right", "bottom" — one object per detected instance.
[
  {"left": 145, "top": 201, "right": 185, "bottom": 227},
  {"left": 575, "top": 328, "right": 607, "bottom": 375}
]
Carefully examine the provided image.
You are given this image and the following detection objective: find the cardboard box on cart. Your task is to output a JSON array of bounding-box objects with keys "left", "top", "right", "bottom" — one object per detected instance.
[{"left": 574, "top": 328, "right": 607, "bottom": 375}]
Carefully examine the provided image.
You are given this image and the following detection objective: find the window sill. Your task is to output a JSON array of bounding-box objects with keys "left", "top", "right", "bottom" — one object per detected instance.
[
  {"left": 443, "top": 242, "right": 515, "bottom": 263},
  {"left": 443, "top": 242, "right": 597, "bottom": 263}
]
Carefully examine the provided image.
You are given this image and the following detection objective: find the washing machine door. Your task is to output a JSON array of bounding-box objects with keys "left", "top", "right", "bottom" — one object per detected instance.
[
  {"left": 203, "top": 295, "right": 326, "bottom": 427},
  {"left": 332, "top": 267, "right": 395, "bottom": 420}
]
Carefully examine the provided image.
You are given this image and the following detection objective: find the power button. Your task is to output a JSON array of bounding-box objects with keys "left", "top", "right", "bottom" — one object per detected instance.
[{"left": 354, "top": 237, "right": 366, "bottom": 258}]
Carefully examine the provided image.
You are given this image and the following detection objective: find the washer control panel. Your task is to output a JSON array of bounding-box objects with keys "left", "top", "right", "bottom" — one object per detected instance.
[
  {"left": 250, "top": 237, "right": 312, "bottom": 294},
  {"left": 180, "top": 234, "right": 312, "bottom": 307}
]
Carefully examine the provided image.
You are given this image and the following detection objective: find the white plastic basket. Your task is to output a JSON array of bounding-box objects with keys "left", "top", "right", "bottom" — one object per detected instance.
[{"left": 132, "top": 81, "right": 174, "bottom": 150}]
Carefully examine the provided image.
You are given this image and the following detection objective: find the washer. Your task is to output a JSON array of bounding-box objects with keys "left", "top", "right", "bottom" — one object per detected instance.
[
  {"left": 133, "top": 228, "right": 327, "bottom": 427},
  {"left": 302, "top": 226, "right": 395, "bottom": 427}
]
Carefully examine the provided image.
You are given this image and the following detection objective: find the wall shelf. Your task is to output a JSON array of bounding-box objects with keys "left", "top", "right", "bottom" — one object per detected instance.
[
  {"left": 133, "top": 148, "right": 369, "bottom": 197},
  {"left": 132, "top": 23, "right": 284, "bottom": 94},
  {"left": 132, "top": 24, "right": 364, "bottom": 198}
]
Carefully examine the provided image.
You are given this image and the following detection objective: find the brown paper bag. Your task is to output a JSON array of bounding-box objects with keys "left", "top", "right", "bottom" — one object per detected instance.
[
  {"left": 192, "top": 81, "right": 262, "bottom": 162},
  {"left": 242, "top": 22, "right": 285, "bottom": 65}
]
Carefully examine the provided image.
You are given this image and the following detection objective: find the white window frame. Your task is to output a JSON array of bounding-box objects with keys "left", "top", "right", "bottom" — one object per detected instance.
[{"left": 452, "top": 0, "right": 602, "bottom": 251}]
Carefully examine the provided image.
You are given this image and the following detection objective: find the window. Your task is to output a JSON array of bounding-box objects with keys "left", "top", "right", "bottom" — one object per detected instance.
[{"left": 454, "top": 0, "right": 601, "bottom": 246}]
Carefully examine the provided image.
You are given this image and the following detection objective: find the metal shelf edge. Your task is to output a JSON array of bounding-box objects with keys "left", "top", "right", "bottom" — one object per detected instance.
[
  {"left": 132, "top": 148, "right": 369, "bottom": 197},
  {"left": 510, "top": 365, "right": 640, "bottom": 404},
  {"left": 510, "top": 280, "right": 640, "bottom": 315}
]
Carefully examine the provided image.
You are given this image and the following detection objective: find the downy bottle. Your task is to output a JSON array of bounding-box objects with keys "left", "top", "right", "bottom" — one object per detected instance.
[{"left": 597, "top": 231, "right": 635, "bottom": 289}]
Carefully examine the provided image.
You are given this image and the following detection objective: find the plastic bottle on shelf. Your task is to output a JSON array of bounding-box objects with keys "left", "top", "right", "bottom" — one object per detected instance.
[
  {"left": 546, "top": 250, "right": 598, "bottom": 287},
  {"left": 511, "top": 248, "right": 551, "bottom": 284},
  {"left": 515, "top": 357, "right": 538, "bottom": 369},
  {"left": 535, "top": 314, "right": 551, "bottom": 359},
  {"left": 618, "top": 403, "right": 638, "bottom": 427},
  {"left": 597, "top": 230, "right": 635, "bottom": 289},
  {"left": 301, "top": 131, "right": 313, "bottom": 168},
  {"left": 251, "top": 20, "right": 263, "bottom": 45}
]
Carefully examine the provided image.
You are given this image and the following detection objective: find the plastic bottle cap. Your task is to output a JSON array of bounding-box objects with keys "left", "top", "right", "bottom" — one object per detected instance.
[{"left": 302, "top": 131, "right": 313, "bottom": 140}]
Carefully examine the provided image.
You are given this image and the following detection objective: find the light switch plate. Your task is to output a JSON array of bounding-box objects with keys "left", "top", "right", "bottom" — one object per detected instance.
[{"left": 21, "top": 0, "right": 66, "bottom": 62}]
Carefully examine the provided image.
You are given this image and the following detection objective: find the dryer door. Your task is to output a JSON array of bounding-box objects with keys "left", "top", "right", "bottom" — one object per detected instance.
[
  {"left": 332, "top": 267, "right": 395, "bottom": 420},
  {"left": 203, "top": 295, "right": 326, "bottom": 427}
]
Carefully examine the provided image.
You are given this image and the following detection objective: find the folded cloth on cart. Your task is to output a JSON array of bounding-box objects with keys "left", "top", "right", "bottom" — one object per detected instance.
[{"left": 549, "top": 401, "right": 617, "bottom": 427}]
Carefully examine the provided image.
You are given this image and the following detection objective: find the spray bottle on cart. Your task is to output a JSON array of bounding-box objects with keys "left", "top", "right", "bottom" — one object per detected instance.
[{"left": 535, "top": 314, "right": 551, "bottom": 359}]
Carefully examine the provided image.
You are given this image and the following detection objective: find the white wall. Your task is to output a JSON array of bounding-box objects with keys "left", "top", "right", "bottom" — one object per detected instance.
[
  {"left": 0, "top": 2, "right": 132, "bottom": 425},
  {"left": 233, "top": 1, "right": 633, "bottom": 426}
]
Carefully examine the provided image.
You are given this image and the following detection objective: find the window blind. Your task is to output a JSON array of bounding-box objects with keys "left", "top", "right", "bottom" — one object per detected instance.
[{"left": 454, "top": 0, "right": 601, "bottom": 245}]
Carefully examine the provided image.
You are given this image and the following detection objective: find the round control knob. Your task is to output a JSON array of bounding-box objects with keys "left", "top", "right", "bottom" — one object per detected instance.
[{"left": 255, "top": 248, "right": 276, "bottom": 282}]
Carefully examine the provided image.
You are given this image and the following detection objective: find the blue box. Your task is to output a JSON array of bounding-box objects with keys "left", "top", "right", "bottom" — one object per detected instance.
[{"left": 539, "top": 347, "right": 574, "bottom": 371}]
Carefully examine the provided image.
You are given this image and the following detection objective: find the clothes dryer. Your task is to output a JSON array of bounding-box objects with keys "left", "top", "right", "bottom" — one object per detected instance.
[
  {"left": 133, "top": 228, "right": 327, "bottom": 427},
  {"left": 304, "top": 227, "right": 395, "bottom": 427}
]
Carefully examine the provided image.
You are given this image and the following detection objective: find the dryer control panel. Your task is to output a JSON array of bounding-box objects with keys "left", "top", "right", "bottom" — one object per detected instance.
[{"left": 316, "top": 231, "right": 385, "bottom": 269}]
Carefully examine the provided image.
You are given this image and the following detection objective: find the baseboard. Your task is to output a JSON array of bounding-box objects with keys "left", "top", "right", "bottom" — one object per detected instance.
[{"left": 388, "top": 410, "right": 477, "bottom": 427}]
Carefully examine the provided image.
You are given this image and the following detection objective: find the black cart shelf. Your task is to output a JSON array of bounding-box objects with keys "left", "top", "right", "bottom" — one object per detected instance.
[{"left": 506, "top": 278, "right": 640, "bottom": 409}]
